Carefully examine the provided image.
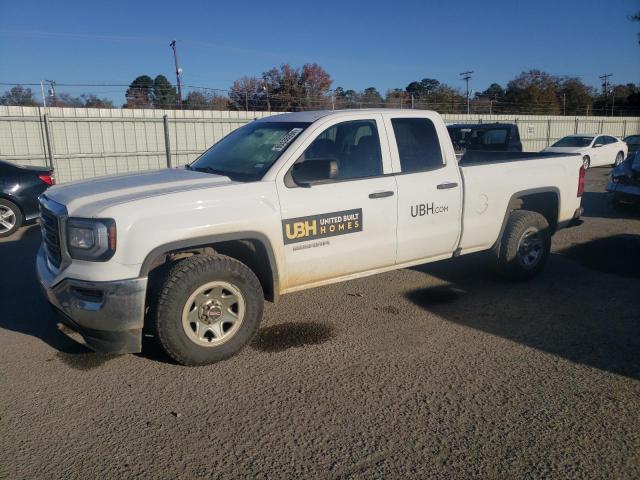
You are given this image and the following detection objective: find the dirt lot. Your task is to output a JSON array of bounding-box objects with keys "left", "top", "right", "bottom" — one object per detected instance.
[{"left": 1, "top": 169, "right": 639, "bottom": 479}]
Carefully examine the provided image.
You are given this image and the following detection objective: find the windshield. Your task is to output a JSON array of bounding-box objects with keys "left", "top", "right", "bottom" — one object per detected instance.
[
  {"left": 624, "top": 135, "right": 640, "bottom": 145},
  {"left": 552, "top": 136, "right": 593, "bottom": 148},
  {"left": 189, "top": 121, "right": 311, "bottom": 181}
]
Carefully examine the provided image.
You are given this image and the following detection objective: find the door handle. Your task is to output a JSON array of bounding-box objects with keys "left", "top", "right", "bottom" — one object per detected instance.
[
  {"left": 437, "top": 182, "right": 458, "bottom": 190},
  {"left": 368, "top": 191, "right": 394, "bottom": 199}
]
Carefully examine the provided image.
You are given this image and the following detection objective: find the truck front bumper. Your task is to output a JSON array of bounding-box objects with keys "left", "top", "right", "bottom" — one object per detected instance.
[{"left": 36, "top": 246, "right": 147, "bottom": 354}]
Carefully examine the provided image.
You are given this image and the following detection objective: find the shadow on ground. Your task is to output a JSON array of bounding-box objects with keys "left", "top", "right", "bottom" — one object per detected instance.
[
  {"left": 251, "top": 321, "right": 334, "bottom": 353},
  {"left": 580, "top": 191, "right": 640, "bottom": 220},
  {"left": 407, "top": 236, "right": 640, "bottom": 380}
]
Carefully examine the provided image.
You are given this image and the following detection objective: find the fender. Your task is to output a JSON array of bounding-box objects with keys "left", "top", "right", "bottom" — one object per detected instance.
[
  {"left": 139, "top": 230, "right": 280, "bottom": 301},
  {"left": 491, "top": 187, "right": 561, "bottom": 254}
]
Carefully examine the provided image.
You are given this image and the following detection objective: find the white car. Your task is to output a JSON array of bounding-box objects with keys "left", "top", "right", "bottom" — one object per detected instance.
[{"left": 543, "top": 134, "right": 628, "bottom": 169}]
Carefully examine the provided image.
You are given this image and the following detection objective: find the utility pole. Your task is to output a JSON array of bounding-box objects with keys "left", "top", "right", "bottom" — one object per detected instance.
[
  {"left": 45, "top": 79, "right": 57, "bottom": 104},
  {"left": 40, "top": 81, "right": 47, "bottom": 107},
  {"left": 460, "top": 71, "right": 473, "bottom": 114},
  {"left": 563, "top": 93, "right": 566, "bottom": 116},
  {"left": 599, "top": 73, "right": 612, "bottom": 116},
  {"left": 611, "top": 95, "right": 615, "bottom": 117},
  {"left": 262, "top": 81, "right": 271, "bottom": 113},
  {"left": 169, "top": 40, "right": 183, "bottom": 108}
]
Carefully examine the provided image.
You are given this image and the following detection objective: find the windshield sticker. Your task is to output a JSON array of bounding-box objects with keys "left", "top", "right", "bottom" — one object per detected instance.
[
  {"left": 282, "top": 208, "right": 362, "bottom": 245},
  {"left": 272, "top": 128, "right": 303, "bottom": 152}
]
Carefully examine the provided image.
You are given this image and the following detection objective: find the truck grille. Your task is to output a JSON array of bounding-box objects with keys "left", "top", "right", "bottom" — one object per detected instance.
[{"left": 40, "top": 207, "right": 62, "bottom": 268}]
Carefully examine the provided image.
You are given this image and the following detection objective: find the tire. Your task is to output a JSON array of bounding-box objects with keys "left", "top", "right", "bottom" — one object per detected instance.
[
  {"left": 495, "top": 210, "right": 551, "bottom": 281},
  {"left": 582, "top": 155, "right": 590, "bottom": 170},
  {"left": 154, "top": 254, "right": 264, "bottom": 366},
  {"left": 0, "top": 199, "right": 23, "bottom": 238},
  {"left": 613, "top": 151, "right": 624, "bottom": 167}
]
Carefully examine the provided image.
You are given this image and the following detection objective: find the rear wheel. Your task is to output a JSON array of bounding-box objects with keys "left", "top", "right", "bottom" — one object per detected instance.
[
  {"left": 613, "top": 151, "right": 624, "bottom": 167},
  {"left": 582, "top": 155, "right": 590, "bottom": 170},
  {"left": 0, "top": 199, "right": 22, "bottom": 238},
  {"left": 496, "top": 210, "right": 551, "bottom": 281},
  {"left": 154, "top": 254, "right": 264, "bottom": 366}
]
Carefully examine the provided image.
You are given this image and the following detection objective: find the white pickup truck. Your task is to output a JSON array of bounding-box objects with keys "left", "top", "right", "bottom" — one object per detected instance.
[{"left": 36, "top": 109, "right": 585, "bottom": 365}]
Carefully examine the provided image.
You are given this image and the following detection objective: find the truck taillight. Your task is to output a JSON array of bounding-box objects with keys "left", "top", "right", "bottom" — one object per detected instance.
[
  {"left": 38, "top": 174, "right": 55, "bottom": 186},
  {"left": 577, "top": 166, "right": 585, "bottom": 197}
]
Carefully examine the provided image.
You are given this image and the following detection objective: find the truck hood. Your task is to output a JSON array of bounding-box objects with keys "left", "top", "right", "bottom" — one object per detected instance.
[{"left": 45, "top": 168, "right": 234, "bottom": 216}]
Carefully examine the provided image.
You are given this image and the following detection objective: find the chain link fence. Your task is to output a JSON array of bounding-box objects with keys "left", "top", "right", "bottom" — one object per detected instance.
[{"left": 1, "top": 105, "right": 639, "bottom": 183}]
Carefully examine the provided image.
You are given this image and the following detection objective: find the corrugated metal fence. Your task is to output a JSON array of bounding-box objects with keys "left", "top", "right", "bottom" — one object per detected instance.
[{"left": 1, "top": 106, "right": 639, "bottom": 183}]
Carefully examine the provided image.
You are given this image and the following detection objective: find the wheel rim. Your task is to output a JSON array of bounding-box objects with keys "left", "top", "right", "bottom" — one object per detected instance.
[
  {"left": 0, "top": 206, "right": 16, "bottom": 233},
  {"left": 582, "top": 157, "right": 590, "bottom": 169},
  {"left": 517, "top": 227, "right": 543, "bottom": 269},
  {"left": 615, "top": 153, "right": 623, "bottom": 166},
  {"left": 181, "top": 281, "right": 245, "bottom": 347}
]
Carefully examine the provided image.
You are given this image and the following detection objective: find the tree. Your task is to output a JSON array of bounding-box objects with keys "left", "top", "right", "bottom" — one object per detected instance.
[
  {"left": 480, "top": 83, "right": 504, "bottom": 99},
  {"left": 504, "top": 70, "right": 561, "bottom": 114},
  {"left": 560, "top": 78, "right": 593, "bottom": 115},
  {"left": 124, "top": 75, "right": 154, "bottom": 108},
  {"left": 229, "top": 76, "right": 260, "bottom": 111},
  {"left": 406, "top": 78, "right": 441, "bottom": 98},
  {"left": 300, "top": 63, "right": 332, "bottom": 109},
  {"left": 82, "top": 95, "right": 114, "bottom": 109},
  {"left": 183, "top": 91, "right": 231, "bottom": 110},
  {"left": 229, "top": 63, "right": 332, "bottom": 112},
  {"left": 183, "top": 91, "right": 209, "bottom": 110},
  {"left": 630, "top": 11, "right": 640, "bottom": 44},
  {"left": 360, "top": 87, "right": 383, "bottom": 107},
  {"left": 55, "top": 93, "right": 84, "bottom": 108},
  {"left": 153, "top": 75, "right": 177, "bottom": 109},
  {"left": 0, "top": 86, "right": 39, "bottom": 106},
  {"left": 385, "top": 88, "right": 409, "bottom": 108}
]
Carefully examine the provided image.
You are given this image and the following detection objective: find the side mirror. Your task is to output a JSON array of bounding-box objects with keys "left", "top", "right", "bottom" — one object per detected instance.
[
  {"left": 593, "top": 142, "right": 604, "bottom": 148},
  {"left": 291, "top": 159, "right": 338, "bottom": 187}
]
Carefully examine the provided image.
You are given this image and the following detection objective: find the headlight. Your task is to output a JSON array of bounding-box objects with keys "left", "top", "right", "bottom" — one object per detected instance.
[{"left": 66, "top": 218, "right": 116, "bottom": 261}]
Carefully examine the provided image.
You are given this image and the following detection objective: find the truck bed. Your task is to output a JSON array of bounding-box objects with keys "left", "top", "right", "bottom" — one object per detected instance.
[{"left": 459, "top": 150, "right": 579, "bottom": 165}]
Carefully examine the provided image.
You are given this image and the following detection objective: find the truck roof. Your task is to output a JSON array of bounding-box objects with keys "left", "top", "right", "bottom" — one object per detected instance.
[{"left": 255, "top": 109, "right": 438, "bottom": 123}]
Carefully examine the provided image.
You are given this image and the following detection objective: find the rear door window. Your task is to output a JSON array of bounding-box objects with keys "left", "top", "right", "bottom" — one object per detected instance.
[{"left": 391, "top": 118, "right": 444, "bottom": 173}]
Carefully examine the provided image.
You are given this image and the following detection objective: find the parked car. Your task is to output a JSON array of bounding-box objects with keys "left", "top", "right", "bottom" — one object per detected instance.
[
  {"left": 0, "top": 159, "right": 55, "bottom": 237},
  {"left": 623, "top": 134, "right": 640, "bottom": 156},
  {"left": 543, "top": 134, "right": 628, "bottom": 169},
  {"left": 606, "top": 151, "right": 640, "bottom": 208},
  {"left": 37, "top": 109, "right": 584, "bottom": 365},
  {"left": 447, "top": 123, "right": 522, "bottom": 157}
]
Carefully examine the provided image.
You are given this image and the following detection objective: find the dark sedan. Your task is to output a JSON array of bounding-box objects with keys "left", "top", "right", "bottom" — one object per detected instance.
[
  {"left": 0, "top": 159, "right": 54, "bottom": 237},
  {"left": 623, "top": 135, "right": 640, "bottom": 157}
]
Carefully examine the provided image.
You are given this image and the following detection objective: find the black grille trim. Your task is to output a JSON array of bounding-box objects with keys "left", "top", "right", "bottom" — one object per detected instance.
[{"left": 40, "top": 207, "right": 62, "bottom": 268}]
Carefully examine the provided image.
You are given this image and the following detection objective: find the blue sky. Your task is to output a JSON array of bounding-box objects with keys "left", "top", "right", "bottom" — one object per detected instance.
[{"left": 1, "top": 0, "right": 639, "bottom": 104}]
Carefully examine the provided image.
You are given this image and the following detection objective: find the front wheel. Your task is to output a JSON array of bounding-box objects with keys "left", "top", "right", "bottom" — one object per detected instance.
[
  {"left": 154, "top": 254, "right": 264, "bottom": 366},
  {"left": 495, "top": 210, "right": 551, "bottom": 281},
  {"left": 582, "top": 155, "right": 590, "bottom": 170}
]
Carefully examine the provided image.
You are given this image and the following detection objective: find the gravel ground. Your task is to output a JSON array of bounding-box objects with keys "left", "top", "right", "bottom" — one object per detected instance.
[{"left": 1, "top": 169, "right": 639, "bottom": 479}]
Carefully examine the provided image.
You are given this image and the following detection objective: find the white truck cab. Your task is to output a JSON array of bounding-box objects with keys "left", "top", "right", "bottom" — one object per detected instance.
[{"left": 37, "top": 110, "right": 585, "bottom": 365}]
